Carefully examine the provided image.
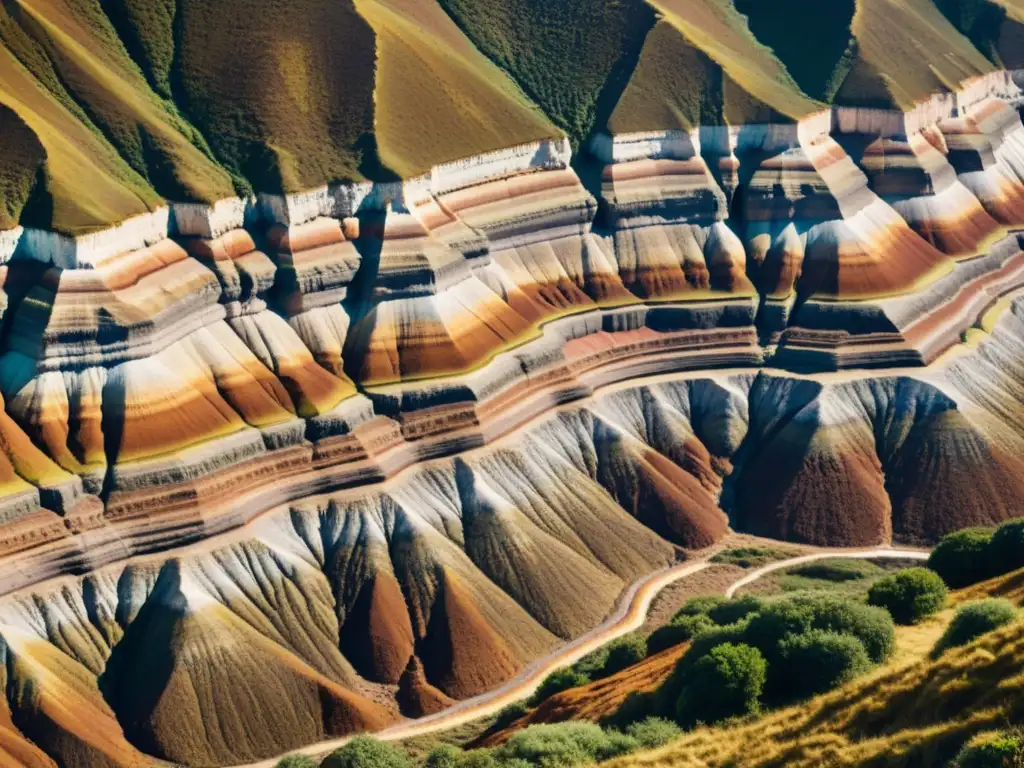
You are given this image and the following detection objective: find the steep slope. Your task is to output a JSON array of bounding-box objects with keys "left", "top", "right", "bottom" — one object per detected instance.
[{"left": 609, "top": 570, "right": 1024, "bottom": 768}]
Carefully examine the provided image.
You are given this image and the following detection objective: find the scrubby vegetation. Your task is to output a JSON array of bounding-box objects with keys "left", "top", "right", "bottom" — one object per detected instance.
[
  {"left": 933, "top": 599, "right": 1019, "bottom": 656},
  {"left": 674, "top": 642, "right": 766, "bottom": 727},
  {"left": 275, "top": 755, "right": 318, "bottom": 768},
  {"left": 929, "top": 528, "right": 998, "bottom": 588},
  {"left": 951, "top": 728, "right": 1024, "bottom": 768},
  {"left": 615, "top": 592, "right": 896, "bottom": 730},
  {"left": 710, "top": 547, "right": 792, "bottom": 569},
  {"left": 322, "top": 738, "right": 413, "bottom": 768},
  {"left": 645, "top": 614, "right": 715, "bottom": 656},
  {"left": 417, "top": 720, "right": 674, "bottom": 768},
  {"left": 868, "top": 567, "right": 948, "bottom": 625},
  {"left": 989, "top": 520, "right": 1024, "bottom": 577},
  {"left": 928, "top": 520, "right": 1024, "bottom": 589},
  {"left": 434, "top": 0, "right": 655, "bottom": 146}
]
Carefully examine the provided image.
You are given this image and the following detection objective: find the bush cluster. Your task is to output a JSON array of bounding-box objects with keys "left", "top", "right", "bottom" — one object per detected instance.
[
  {"left": 322, "top": 739, "right": 412, "bottom": 768},
  {"left": 674, "top": 642, "right": 766, "bottom": 727},
  {"left": 927, "top": 519, "right": 1024, "bottom": 589},
  {"left": 646, "top": 592, "right": 894, "bottom": 728},
  {"left": 312, "top": 720, "right": 680, "bottom": 768},
  {"left": 951, "top": 727, "right": 1024, "bottom": 768},
  {"left": 275, "top": 756, "right": 318, "bottom": 768},
  {"left": 867, "top": 567, "right": 948, "bottom": 625},
  {"left": 933, "top": 599, "right": 1019, "bottom": 656},
  {"left": 421, "top": 718, "right": 677, "bottom": 768}
]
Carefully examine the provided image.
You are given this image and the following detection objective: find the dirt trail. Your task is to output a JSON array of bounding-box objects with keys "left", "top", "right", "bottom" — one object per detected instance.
[{"left": 240, "top": 546, "right": 929, "bottom": 767}]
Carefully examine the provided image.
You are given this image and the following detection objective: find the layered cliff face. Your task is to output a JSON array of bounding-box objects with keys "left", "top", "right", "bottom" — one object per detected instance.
[{"left": 0, "top": 1, "right": 1024, "bottom": 765}]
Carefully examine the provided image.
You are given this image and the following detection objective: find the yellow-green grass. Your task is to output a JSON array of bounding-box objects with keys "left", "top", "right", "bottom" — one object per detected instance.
[
  {"left": 354, "top": 0, "right": 558, "bottom": 178},
  {"left": 646, "top": 0, "right": 822, "bottom": 124},
  {"left": 0, "top": 24, "right": 161, "bottom": 234},
  {"left": 15, "top": 0, "right": 235, "bottom": 201},
  {"left": 842, "top": 0, "right": 996, "bottom": 110},
  {"left": 606, "top": 570, "right": 1024, "bottom": 768}
]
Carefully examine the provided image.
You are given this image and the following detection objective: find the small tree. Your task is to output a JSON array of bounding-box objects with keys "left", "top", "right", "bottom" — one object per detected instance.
[
  {"left": 276, "top": 756, "right": 318, "bottom": 768},
  {"left": 933, "top": 599, "right": 1019, "bottom": 656},
  {"left": 706, "top": 595, "right": 765, "bottom": 627},
  {"left": 675, "top": 642, "right": 766, "bottom": 727},
  {"left": 322, "top": 738, "right": 412, "bottom": 768},
  {"left": 646, "top": 614, "right": 715, "bottom": 655},
  {"left": 624, "top": 717, "right": 682, "bottom": 749},
  {"left": 602, "top": 635, "right": 647, "bottom": 676},
  {"left": 489, "top": 700, "right": 530, "bottom": 731},
  {"left": 989, "top": 519, "right": 1024, "bottom": 577},
  {"left": 673, "top": 595, "right": 727, "bottom": 620},
  {"left": 867, "top": 567, "right": 948, "bottom": 625},
  {"left": 777, "top": 630, "right": 871, "bottom": 700},
  {"left": 951, "top": 728, "right": 1024, "bottom": 768},
  {"left": 928, "top": 528, "right": 995, "bottom": 588},
  {"left": 531, "top": 668, "right": 590, "bottom": 704},
  {"left": 424, "top": 745, "right": 463, "bottom": 768}
]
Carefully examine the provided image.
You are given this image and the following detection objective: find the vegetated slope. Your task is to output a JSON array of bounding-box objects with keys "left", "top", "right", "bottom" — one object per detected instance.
[
  {"left": 605, "top": 5, "right": 816, "bottom": 135},
  {"left": 0, "top": 0, "right": 1018, "bottom": 232},
  {"left": 638, "top": 0, "right": 820, "bottom": 123},
  {"left": 936, "top": 0, "right": 1024, "bottom": 68},
  {"left": 477, "top": 644, "right": 691, "bottom": 748},
  {"left": 732, "top": 0, "right": 997, "bottom": 110},
  {"left": 0, "top": 0, "right": 560, "bottom": 231},
  {"left": 608, "top": 569, "right": 1024, "bottom": 768},
  {"left": 352, "top": 0, "right": 557, "bottom": 178},
  {"left": 434, "top": 0, "right": 657, "bottom": 147},
  {"left": 0, "top": 3, "right": 164, "bottom": 234}
]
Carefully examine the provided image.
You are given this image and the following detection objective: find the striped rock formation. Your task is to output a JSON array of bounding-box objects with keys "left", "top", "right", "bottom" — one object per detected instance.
[{"left": 0, "top": 0, "right": 1023, "bottom": 761}]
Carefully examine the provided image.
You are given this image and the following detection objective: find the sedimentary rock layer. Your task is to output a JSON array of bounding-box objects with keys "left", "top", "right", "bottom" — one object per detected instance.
[{"left": 3, "top": 293, "right": 1024, "bottom": 764}]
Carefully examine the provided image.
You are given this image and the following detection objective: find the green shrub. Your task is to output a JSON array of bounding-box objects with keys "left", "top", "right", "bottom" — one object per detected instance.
[
  {"left": 989, "top": 519, "right": 1024, "bottom": 577},
  {"left": 490, "top": 701, "right": 531, "bottom": 731},
  {"left": 647, "top": 614, "right": 716, "bottom": 656},
  {"left": 496, "top": 722, "right": 639, "bottom": 767},
  {"left": 707, "top": 595, "right": 765, "bottom": 626},
  {"left": 602, "top": 635, "right": 647, "bottom": 676},
  {"left": 322, "top": 738, "right": 412, "bottom": 768},
  {"left": 741, "top": 594, "right": 893, "bottom": 665},
  {"left": 786, "top": 558, "right": 882, "bottom": 583},
  {"left": 531, "top": 668, "right": 590, "bottom": 705},
  {"left": 673, "top": 595, "right": 727, "bottom": 620},
  {"left": 424, "top": 745, "right": 464, "bottom": 768},
  {"left": 951, "top": 728, "right": 1024, "bottom": 768},
  {"left": 933, "top": 599, "right": 1019, "bottom": 656},
  {"left": 777, "top": 630, "right": 871, "bottom": 700},
  {"left": 276, "top": 756, "right": 318, "bottom": 768},
  {"left": 867, "top": 568, "right": 948, "bottom": 625},
  {"left": 800, "top": 595, "right": 895, "bottom": 663},
  {"left": 568, "top": 646, "right": 609, "bottom": 679},
  {"left": 457, "top": 750, "right": 504, "bottom": 768},
  {"left": 675, "top": 642, "right": 766, "bottom": 727},
  {"left": 929, "top": 528, "right": 996, "bottom": 588},
  {"left": 623, "top": 717, "right": 682, "bottom": 749}
]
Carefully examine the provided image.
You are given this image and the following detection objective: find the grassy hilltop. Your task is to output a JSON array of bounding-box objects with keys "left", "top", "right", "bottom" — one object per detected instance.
[{"left": 0, "top": 0, "right": 1017, "bottom": 234}]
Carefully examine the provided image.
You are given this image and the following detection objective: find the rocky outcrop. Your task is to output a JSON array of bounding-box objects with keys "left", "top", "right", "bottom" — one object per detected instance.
[{"left": 1, "top": 4, "right": 1024, "bottom": 762}]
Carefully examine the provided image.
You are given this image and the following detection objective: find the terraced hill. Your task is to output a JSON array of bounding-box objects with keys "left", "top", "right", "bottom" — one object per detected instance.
[{"left": 0, "top": 1, "right": 1021, "bottom": 765}]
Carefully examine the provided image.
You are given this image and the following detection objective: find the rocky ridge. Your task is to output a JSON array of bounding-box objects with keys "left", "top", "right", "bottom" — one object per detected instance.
[{"left": 0, "top": 7, "right": 1022, "bottom": 761}]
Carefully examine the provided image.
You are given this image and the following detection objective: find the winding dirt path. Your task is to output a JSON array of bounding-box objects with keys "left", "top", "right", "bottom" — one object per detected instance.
[{"left": 240, "top": 546, "right": 929, "bottom": 767}]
